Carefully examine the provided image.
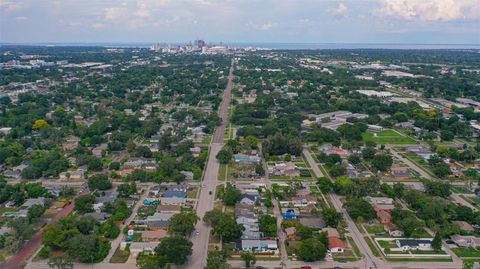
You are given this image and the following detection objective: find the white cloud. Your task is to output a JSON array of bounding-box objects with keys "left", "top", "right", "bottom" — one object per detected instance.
[
  {"left": 377, "top": 0, "right": 480, "bottom": 22},
  {"left": 105, "top": 6, "right": 128, "bottom": 21},
  {"left": 246, "top": 21, "right": 277, "bottom": 30},
  {"left": 91, "top": 23, "right": 106, "bottom": 29},
  {"left": 332, "top": 3, "right": 348, "bottom": 17},
  {"left": 14, "top": 16, "right": 27, "bottom": 21},
  {"left": 0, "top": 0, "right": 23, "bottom": 12}
]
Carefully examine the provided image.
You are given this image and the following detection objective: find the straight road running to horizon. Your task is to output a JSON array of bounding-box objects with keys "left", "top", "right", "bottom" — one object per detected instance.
[{"left": 184, "top": 58, "right": 235, "bottom": 269}]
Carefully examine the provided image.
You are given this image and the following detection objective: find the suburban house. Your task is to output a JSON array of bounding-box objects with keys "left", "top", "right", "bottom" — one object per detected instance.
[
  {"left": 405, "top": 146, "right": 434, "bottom": 160},
  {"left": 281, "top": 208, "right": 299, "bottom": 219},
  {"left": 92, "top": 144, "right": 108, "bottom": 158},
  {"left": 269, "top": 162, "right": 300, "bottom": 177},
  {"left": 236, "top": 213, "right": 258, "bottom": 225},
  {"left": 21, "top": 198, "right": 46, "bottom": 208},
  {"left": 59, "top": 168, "right": 86, "bottom": 181},
  {"left": 119, "top": 157, "right": 157, "bottom": 176},
  {"left": 368, "top": 196, "right": 395, "bottom": 210},
  {"left": 84, "top": 212, "right": 109, "bottom": 222},
  {"left": 328, "top": 236, "right": 346, "bottom": 253},
  {"left": 241, "top": 239, "right": 278, "bottom": 253},
  {"left": 376, "top": 209, "right": 392, "bottom": 225},
  {"left": 325, "top": 227, "right": 346, "bottom": 253},
  {"left": 95, "top": 189, "right": 119, "bottom": 204},
  {"left": 385, "top": 223, "right": 404, "bottom": 237},
  {"left": 233, "top": 153, "right": 261, "bottom": 164},
  {"left": 163, "top": 190, "right": 187, "bottom": 198},
  {"left": 390, "top": 164, "right": 412, "bottom": 180},
  {"left": 451, "top": 235, "right": 480, "bottom": 248},
  {"left": 241, "top": 223, "right": 261, "bottom": 240},
  {"left": 160, "top": 197, "right": 186, "bottom": 206},
  {"left": 453, "top": 221, "right": 475, "bottom": 232},
  {"left": 156, "top": 205, "right": 182, "bottom": 214},
  {"left": 320, "top": 145, "right": 350, "bottom": 157},
  {"left": 146, "top": 213, "right": 174, "bottom": 230},
  {"left": 285, "top": 227, "right": 297, "bottom": 240},
  {"left": 121, "top": 242, "right": 159, "bottom": 254},
  {"left": 190, "top": 147, "right": 201, "bottom": 157},
  {"left": 292, "top": 195, "right": 317, "bottom": 207},
  {"left": 180, "top": 170, "right": 194, "bottom": 180},
  {"left": 239, "top": 194, "right": 258, "bottom": 205},
  {"left": 396, "top": 239, "right": 433, "bottom": 251}
]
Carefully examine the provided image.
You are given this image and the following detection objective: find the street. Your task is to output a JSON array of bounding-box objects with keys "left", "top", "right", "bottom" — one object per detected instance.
[
  {"left": 3, "top": 192, "right": 88, "bottom": 269},
  {"left": 184, "top": 58, "right": 235, "bottom": 269}
]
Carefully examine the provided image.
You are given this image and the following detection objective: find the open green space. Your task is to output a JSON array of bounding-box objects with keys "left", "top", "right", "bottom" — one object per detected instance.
[
  {"left": 453, "top": 247, "right": 480, "bottom": 257},
  {"left": 362, "top": 130, "right": 416, "bottom": 145}
]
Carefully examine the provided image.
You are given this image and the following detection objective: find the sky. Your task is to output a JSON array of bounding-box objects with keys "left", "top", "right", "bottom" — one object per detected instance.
[{"left": 1, "top": 0, "right": 479, "bottom": 44}]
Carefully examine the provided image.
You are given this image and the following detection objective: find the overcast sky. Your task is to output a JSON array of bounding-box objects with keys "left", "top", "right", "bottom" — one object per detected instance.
[{"left": 1, "top": 0, "right": 479, "bottom": 44}]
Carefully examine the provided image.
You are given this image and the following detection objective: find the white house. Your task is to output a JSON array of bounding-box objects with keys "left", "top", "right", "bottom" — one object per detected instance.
[{"left": 396, "top": 239, "right": 433, "bottom": 251}]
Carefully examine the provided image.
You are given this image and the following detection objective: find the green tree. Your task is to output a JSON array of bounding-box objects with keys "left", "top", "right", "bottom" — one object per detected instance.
[
  {"left": 432, "top": 233, "right": 442, "bottom": 251},
  {"left": 3, "top": 230, "right": 21, "bottom": 254},
  {"left": 223, "top": 183, "right": 241, "bottom": 206},
  {"left": 154, "top": 236, "right": 193, "bottom": 265},
  {"left": 241, "top": 252, "right": 256, "bottom": 268},
  {"left": 344, "top": 198, "right": 376, "bottom": 221},
  {"left": 32, "top": 119, "right": 50, "bottom": 130},
  {"left": 168, "top": 211, "right": 199, "bottom": 237},
  {"left": 117, "top": 183, "right": 137, "bottom": 197},
  {"left": 74, "top": 194, "right": 95, "bottom": 214},
  {"left": 205, "top": 250, "right": 230, "bottom": 269},
  {"left": 372, "top": 154, "right": 393, "bottom": 171},
  {"left": 258, "top": 215, "right": 277, "bottom": 237},
  {"left": 87, "top": 157, "right": 103, "bottom": 171},
  {"left": 27, "top": 204, "right": 46, "bottom": 222},
  {"left": 67, "top": 234, "right": 110, "bottom": 263},
  {"left": 87, "top": 174, "right": 112, "bottom": 191},
  {"left": 322, "top": 207, "right": 342, "bottom": 227},
  {"left": 216, "top": 148, "right": 233, "bottom": 164},
  {"left": 136, "top": 254, "right": 168, "bottom": 269},
  {"left": 204, "top": 209, "right": 244, "bottom": 242},
  {"left": 109, "top": 162, "right": 121, "bottom": 170},
  {"left": 100, "top": 219, "right": 120, "bottom": 239},
  {"left": 362, "top": 147, "right": 376, "bottom": 160},
  {"left": 297, "top": 238, "right": 327, "bottom": 261},
  {"left": 43, "top": 225, "right": 66, "bottom": 249}
]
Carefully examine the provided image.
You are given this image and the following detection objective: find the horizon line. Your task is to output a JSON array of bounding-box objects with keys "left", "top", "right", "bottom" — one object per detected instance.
[{"left": 1, "top": 41, "right": 480, "bottom": 46}]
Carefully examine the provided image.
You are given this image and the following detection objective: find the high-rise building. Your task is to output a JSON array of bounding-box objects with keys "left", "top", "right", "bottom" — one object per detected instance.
[{"left": 194, "top": 39, "right": 206, "bottom": 48}]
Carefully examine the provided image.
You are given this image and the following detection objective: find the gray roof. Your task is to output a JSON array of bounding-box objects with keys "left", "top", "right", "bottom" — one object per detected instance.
[
  {"left": 397, "top": 239, "right": 432, "bottom": 247},
  {"left": 147, "top": 213, "right": 174, "bottom": 222}
]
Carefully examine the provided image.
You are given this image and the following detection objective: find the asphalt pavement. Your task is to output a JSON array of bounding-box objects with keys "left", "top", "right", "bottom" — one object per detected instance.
[{"left": 184, "top": 58, "right": 234, "bottom": 269}]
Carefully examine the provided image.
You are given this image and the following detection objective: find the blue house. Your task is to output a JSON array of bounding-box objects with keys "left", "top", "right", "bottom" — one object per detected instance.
[{"left": 281, "top": 208, "right": 299, "bottom": 219}]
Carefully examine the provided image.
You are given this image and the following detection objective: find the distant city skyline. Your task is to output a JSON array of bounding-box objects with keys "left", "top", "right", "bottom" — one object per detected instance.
[{"left": 1, "top": 0, "right": 479, "bottom": 44}]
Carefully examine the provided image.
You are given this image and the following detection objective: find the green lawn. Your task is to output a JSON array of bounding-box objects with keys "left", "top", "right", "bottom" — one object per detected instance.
[
  {"left": 453, "top": 248, "right": 480, "bottom": 257},
  {"left": 362, "top": 130, "right": 416, "bottom": 145},
  {"left": 365, "top": 224, "right": 386, "bottom": 234},
  {"left": 410, "top": 249, "right": 447, "bottom": 255},
  {"left": 218, "top": 164, "right": 227, "bottom": 181},
  {"left": 110, "top": 247, "right": 130, "bottom": 263},
  {"left": 364, "top": 236, "right": 381, "bottom": 257},
  {"left": 386, "top": 257, "right": 453, "bottom": 262},
  {"left": 377, "top": 240, "right": 398, "bottom": 249}
]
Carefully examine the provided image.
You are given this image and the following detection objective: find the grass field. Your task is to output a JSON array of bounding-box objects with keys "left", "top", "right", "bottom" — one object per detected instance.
[
  {"left": 362, "top": 129, "right": 416, "bottom": 145},
  {"left": 110, "top": 247, "right": 130, "bottom": 263},
  {"left": 453, "top": 247, "right": 480, "bottom": 257}
]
